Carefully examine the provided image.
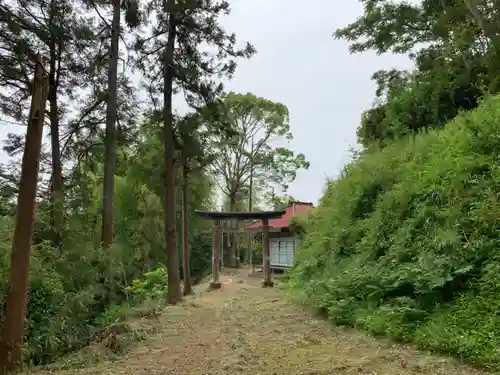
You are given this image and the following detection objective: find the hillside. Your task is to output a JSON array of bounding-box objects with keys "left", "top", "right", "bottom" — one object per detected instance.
[
  {"left": 31, "top": 270, "right": 489, "bottom": 375},
  {"left": 288, "top": 97, "right": 500, "bottom": 369}
]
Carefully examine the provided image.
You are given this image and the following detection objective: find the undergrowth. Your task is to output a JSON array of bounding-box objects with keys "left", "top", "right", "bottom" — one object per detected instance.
[
  {"left": 288, "top": 96, "right": 500, "bottom": 369},
  {"left": 37, "top": 265, "right": 169, "bottom": 371},
  {"left": 0, "top": 175, "right": 212, "bottom": 367}
]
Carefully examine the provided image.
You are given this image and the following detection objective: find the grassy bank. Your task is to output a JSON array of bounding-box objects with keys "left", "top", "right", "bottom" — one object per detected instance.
[{"left": 288, "top": 96, "right": 500, "bottom": 368}]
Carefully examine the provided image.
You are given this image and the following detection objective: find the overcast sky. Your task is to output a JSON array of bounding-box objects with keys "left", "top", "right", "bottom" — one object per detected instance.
[
  {"left": 0, "top": 0, "right": 414, "bottom": 205},
  {"left": 219, "top": 0, "right": 414, "bottom": 204}
]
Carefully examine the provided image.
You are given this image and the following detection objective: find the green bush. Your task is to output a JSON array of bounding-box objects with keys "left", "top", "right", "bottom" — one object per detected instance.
[
  {"left": 0, "top": 115, "right": 215, "bottom": 367},
  {"left": 290, "top": 214, "right": 310, "bottom": 240},
  {"left": 186, "top": 232, "right": 212, "bottom": 283},
  {"left": 251, "top": 237, "right": 263, "bottom": 266},
  {"left": 288, "top": 96, "right": 500, "bottom": 368},
  {"left": 125, "top": 266, "right": 168, "bottom": 302},
  {"left": 0, "top": 175, "right": 212, "bottom": 366}
]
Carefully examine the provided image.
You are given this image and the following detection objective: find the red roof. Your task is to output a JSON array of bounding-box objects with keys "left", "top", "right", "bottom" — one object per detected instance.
[{"left": 246, "top": 202, "right": 313, "bottom": 229}]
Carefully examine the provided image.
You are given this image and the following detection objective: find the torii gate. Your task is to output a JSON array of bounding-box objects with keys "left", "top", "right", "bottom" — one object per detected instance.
[{"left": 195, "top": 209, "right": 285, "bottom": 289}]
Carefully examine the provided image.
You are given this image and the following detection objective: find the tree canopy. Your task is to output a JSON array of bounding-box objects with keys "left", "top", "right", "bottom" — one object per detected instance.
[
  {"left": 211, "top": 92, "right": 309, "bottom": 206},
  {"left": 337, "top": 0, "right": 497, "bottom": 148}
]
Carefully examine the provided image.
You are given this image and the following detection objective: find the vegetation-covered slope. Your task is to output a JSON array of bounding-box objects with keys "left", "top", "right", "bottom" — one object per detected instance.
[
  {"left": 289, "top": 97, "right": 500, "bottom": 367},
  {"left": 0, "top": 167, "right": 213, "bottom": 366}
]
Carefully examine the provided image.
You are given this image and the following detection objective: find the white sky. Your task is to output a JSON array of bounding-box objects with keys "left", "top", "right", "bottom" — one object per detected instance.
[{"left": 0, "top": 0, "right": 415, "bottom": 205}]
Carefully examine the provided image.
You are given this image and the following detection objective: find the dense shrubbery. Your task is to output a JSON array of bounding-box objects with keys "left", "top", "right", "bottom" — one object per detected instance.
[
  {"left": 126, "top": 266, "right": 169, "bottom": 302},
  {"left": 289, "top": 215, "right": 309, "bottom": 240},
  {"left": 288, "top": 97, "right": 500, "bottom": 368},
  {"left": 0, "top": 173, "right": 212, "bottom": 366}
]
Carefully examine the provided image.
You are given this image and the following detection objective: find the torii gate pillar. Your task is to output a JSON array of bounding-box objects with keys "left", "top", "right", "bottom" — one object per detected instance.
[
  {"left": 209, "top": 219, "right": 222, "bottom": 290},
  {"left": 262, "top": 218, "right": 273, "bottom": 287}
]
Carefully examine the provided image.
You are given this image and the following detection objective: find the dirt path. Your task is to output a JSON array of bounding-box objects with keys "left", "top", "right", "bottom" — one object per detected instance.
[{"left": 36, "top": 269, "right": 492, "bottom": 375}]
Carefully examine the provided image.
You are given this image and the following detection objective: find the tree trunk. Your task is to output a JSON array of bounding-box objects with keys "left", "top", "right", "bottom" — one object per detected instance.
[
  {"left": 228, "top": 194, "right": 238, "bottom": 267},
  {"left": 262, "top": 218, "right": 273, "bottom": 287},
  {"left": 48, "top": 0, "right": 63, "bottom": 247},
  {"left": 101, "top": 0, "right": 121, "bottom": 248},
  {"left": 182, "top": 161, "right": 192, "bottom": 295},
  {"left": 163, "top": 0, "right": 182, "bottom": 304},
  {"left": 48, "top": 82, "right": 63, "bottom": 247},
  {"left": 0, "top": 57, "right": 49, "bottom": 374}
]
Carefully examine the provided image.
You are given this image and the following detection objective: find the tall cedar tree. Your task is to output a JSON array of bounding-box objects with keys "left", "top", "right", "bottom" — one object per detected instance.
[
  {"left": 0, "top": 56, "right": 49, "bottom": 375},
  {"left": 101, "top": 0, "right": 141, "bottom": 248},
  {"left": 163, "top": 0, "right": 180, "bottom": 304},
  {"left": 0, "top": 0, "right": 99, "bottom": 246},
  {"left": 101, "top": 0, "right": 121, "bottom": 248},
  {"left": 134, "top": 0, "right": 255, "bottom": 303},
  {"left": 60, "top": 1, "right": 140, "bottom": 230}
]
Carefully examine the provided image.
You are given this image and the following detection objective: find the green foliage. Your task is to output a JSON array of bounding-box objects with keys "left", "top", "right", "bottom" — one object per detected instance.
[
  {"left": 289, "top": 214, "right": 309, "bottom": 240},
  {"left": 212, "top": 92, "right": 310, "bottom": 201},
  {"left": 357, "top": 56, "right": 483, "bottom": 147},
  {"left": 288, "top": 96, "right": 500, "bottom": 368},
  {"left": 125, "top": 266, "right": 168, "bottom": 302},
  {"left": 0, "top": 0, "right": 262, "bottom": 368},
  {"left": 0, "top": 165, "right": 213, "bottom": 365},
  {"left": 0, "top": 178, "right": 161, "bottom": 364},
  {"left": 268, "top": 194, "right": 297, "bottom": 210},
  {"left": 187, "top": 232, "right": 212, "bottom": 283},
  {"left": 336, "top": 0, "right": 497, "bottom": 147},
  {"left": 134, "top": 0, "right": 255, "bottom": 108},
  {"left": 251, "top": 237, "right": 263, "bottom": 266}
]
